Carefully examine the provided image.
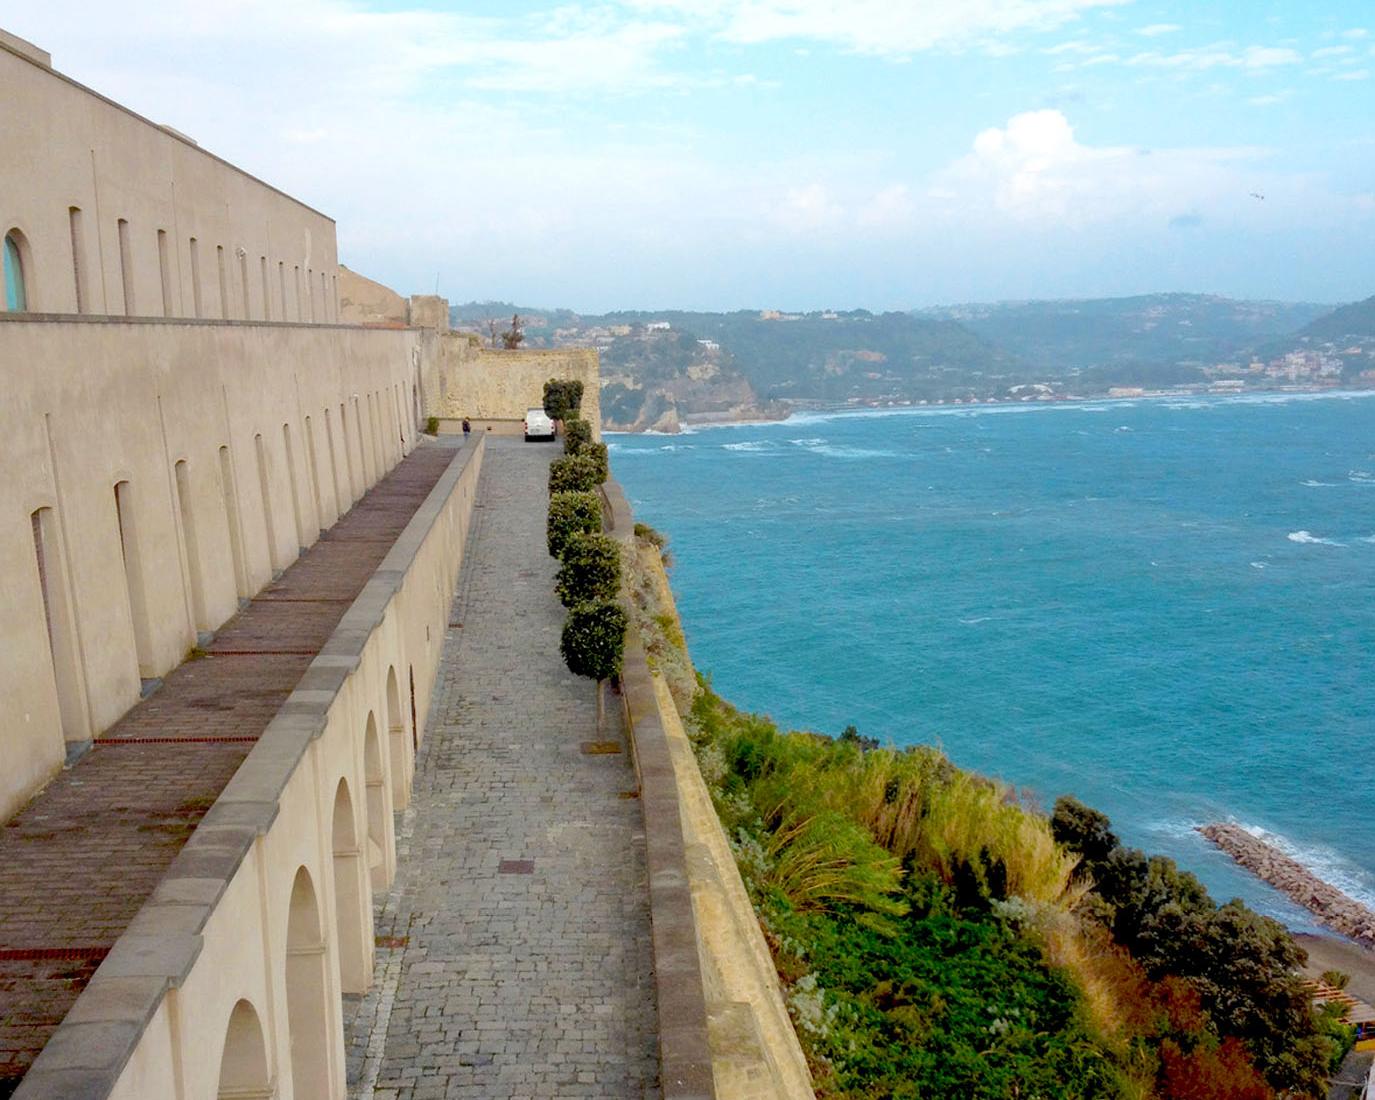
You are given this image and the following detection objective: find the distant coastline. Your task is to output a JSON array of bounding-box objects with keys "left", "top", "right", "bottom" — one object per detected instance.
[{"left": 613, "top": 382, "right": 1375, "bottom": 433}]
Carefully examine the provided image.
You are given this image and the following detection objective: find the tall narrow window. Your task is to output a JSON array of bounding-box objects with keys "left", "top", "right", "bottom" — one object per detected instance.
[
  {"left": 189, "top": 237, "right": 203, "bottom": 317},
  {"left": 117, "top": 218, "right": 135, "bottom": 314},
  {"left": 113, "top": 481, "right": 154, "bottom": 675},
  {"left": 157, "top": 230, "right": 173, "bottom": 316},
  {"left": 260, "top": 256, "right": 271, "bottom": 319},
  {"left": 282, "top": 423, "right": 308, "bottom": 550},
  {"left": 238, "top": 250, "right": 250, "bottom": 319},
  {"left": 338, "top": 402, "right": 357, "bottom": 503},
  {"left": 294, "top": 265, "right": 303, "bottom": 321},
  {"left": 307, "top": 267, "right": 316, "bottom": 322},
  {"left": 330, "top": 274, "right": 337, "bottom": 320},
  {"left": 31, "top": 507, "right": 84, "bottom": 738},
  {"left": 173, "top": 460, "right": 208, "bottom": 630},
  {"left": 303, "top": 415, "right": 325, "bottom": 533},
  {"left": 323, "top": 408, "right": 344, "bottom": 516},
  {"left": 254, "top": 433, "right": 281, "bottom": 573},
  {"left": 219, "top": 445, "right": 249, "bottom": 598},
  {"left": 68, "top": 208, "right": 88, "bottom": 313},
  {"left": 319, "top": 271, "right": 327, "bottom": 321},
  {"left": 216, "top": 245, "right": 229, "bottom": 319},
  {"left": 3, "top": 230, "right": 28, "bottom": 312},
  {"left": 278, "top": 261, "right": 287, "bottom": 320}
]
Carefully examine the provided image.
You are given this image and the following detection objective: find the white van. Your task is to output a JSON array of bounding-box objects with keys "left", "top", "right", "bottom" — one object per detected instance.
[{"left": 524, "top": 407, "right": 555, "bottom": 442}]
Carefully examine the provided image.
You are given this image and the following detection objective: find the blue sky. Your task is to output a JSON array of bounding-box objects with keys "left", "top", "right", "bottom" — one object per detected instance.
[{"left": 11, "top": 1, "right": 1374, "bottom": 310}]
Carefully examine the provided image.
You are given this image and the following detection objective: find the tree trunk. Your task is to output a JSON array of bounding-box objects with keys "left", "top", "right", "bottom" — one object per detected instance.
[{"left": 595, "top": 679, "right": 604, "bottom": 733}]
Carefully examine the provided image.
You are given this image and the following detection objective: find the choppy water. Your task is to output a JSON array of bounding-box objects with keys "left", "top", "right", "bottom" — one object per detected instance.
[{"left": 608, "top": 392, "right": 1375, "bottom": 930}]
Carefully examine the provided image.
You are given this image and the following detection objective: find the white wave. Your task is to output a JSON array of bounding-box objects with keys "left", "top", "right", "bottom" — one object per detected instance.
[
  {"left": 722, "top": 440, "right": 771, "bottom": 452},
  {"left": 958, "top": 616, "right": 992, "bottom": 625},
  {"left": 1232, "top": 821, "right": 1375, "bottom": 912},
  {"left": 1249, "top": 561, "right": 1268, "bottom": 570},
  {"left": 1301, "top": 479, "right": 1341, "bottom": 487},
  {"left": 812, "top": 444, "right": 900, "bottom": 459},
  {"left": 1115, "top": 426, "right": 1133, "bottom": 432},
  {"left": 1350, "top": 470, "right": 1375, "bottom": 485},
  {"left": 1287, "top": 530, "right": 1345, "bottom": 546},
  {"left": 787, "top": 437, "right": 827, "bottom": 447},
  {"left": 1360, "top": 535, "right": 1375, "bottom": 544}
]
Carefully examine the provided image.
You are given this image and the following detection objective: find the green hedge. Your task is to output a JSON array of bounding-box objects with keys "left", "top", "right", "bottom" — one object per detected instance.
[
  {"left": 547, "top": 490, "right": 601, "bottom": 558},
  {"left": 560, "top": 599, "right": 627, "bottom": 682},
  {"left": 548, "top": 453, "right": 604, "bottom": 494},
  {"left": 555, "top": 532, "right": 622, "bottom": 608},
  {"left": 563, "top": 418, "right": 592, "bottom": 454}
]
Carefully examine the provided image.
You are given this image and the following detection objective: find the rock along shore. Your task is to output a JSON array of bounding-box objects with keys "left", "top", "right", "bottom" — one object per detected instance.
[{"left": 1198, "top": 823, "right": 1375, "bottom": 948}]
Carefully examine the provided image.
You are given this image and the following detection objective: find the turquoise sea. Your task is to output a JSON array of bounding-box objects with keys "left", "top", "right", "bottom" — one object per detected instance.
[{"left": 608, "top": 392, "right": 1375, "bottom": 930}]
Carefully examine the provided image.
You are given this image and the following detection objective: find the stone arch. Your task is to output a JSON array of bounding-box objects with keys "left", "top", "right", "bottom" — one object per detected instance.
[
  {"left": 330, "top": 778, "right": 370, "bottom": 993},
  {"left": 216, "top": 999, "right": 274, "bottom": 1099},
  {"left": 285, "top": 867, "right": 333, "bottom": 1099},
  {"left": 386, "top": 667, "right": 410, "bottom": 808},
  {"left": 363, "top": 714, "right": 393, "bottom": 891}
]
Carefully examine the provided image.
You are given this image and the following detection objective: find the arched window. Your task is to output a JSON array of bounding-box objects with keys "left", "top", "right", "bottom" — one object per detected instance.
[{"left": 4, "top": 230, "right": 29, "bottom": 312}]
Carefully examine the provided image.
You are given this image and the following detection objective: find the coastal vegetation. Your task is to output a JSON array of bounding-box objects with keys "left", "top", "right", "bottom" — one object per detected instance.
[{"left": 622, "top": 532, "right": 1352, "bottom": 1099}]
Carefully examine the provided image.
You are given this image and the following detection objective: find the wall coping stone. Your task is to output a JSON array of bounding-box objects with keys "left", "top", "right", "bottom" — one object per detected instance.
[
  {"left": 13, "top": 436, "right": 485, "bottom": 1100},
  {"left": 602, "top": 478, "right": 719, "bottom": 1100}
]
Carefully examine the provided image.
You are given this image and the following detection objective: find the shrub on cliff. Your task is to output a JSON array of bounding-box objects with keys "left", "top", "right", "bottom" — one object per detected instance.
[
  {"left": 555, "top": 532, "right": 622, "bottom": 608},
  {"left": 563, "top": 418, "right": 592, "bottom": 454},
  {"left": 547, "top": 491, "right": 601, "bottom": 558},
  {"left": 548, "top": 453, "right": 603, "bottom": 494}
]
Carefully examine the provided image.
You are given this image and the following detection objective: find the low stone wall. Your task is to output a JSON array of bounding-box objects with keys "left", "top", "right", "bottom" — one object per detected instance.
[
  {"left": 603, "top": 480, "right": 814, "bottom": 1100},
  {"left": 16, "top": 437, "right": 485, "bottom": 1100}
]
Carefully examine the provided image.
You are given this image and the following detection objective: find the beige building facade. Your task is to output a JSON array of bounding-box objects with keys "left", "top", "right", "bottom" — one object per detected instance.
[{"left": 0, "top": 30, "right": 339, "bottom": 324}]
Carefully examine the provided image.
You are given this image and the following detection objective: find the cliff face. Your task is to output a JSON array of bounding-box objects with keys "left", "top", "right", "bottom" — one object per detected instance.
[{"left": 599, "top": 329, "right": 783, "bottom": 432}]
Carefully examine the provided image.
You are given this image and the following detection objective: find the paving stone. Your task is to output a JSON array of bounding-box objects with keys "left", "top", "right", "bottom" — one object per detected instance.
[{"left": 347, "top": 440, "right": 659, "bottom": 1099}]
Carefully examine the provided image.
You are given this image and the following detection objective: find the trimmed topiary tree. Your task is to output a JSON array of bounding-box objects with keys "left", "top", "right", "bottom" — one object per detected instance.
[
  {"left": 543, "top": 378, "right": 585, "bottom": 424},
  {"left": 560, "top": 598, "right": 627, "bottom": 729},
  {"left": 555, "top": 532, "right": 622, "bottom": 608},
  {"left": 563, "top": 418, "right": 592, "bottom": 455},
  {"left": 548, "top": 453, "right": 602, "bottom": 495},
  {"left": 547, "top": 490, "right": 601, "bottom": 558},
  {"left": 582, "top": 441, "right": 609, "bottom": 484}
]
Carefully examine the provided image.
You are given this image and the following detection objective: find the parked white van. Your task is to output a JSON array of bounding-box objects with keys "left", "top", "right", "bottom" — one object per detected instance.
[{"left": 524, "top": 407, "right": 555, "bottom": 442}]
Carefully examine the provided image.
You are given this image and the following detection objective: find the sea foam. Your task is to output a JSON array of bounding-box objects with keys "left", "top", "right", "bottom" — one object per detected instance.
[{"left": 1287, "top": 530, "right": 1344, "bottom": 546}]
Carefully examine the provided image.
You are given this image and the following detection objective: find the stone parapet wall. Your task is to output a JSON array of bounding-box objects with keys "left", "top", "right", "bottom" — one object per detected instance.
[
  {"left": 603, "top": 479, "right": 814, "bottom": 1100},
  {"left": 15, "top": 438, "right": 485, "bottom": 1100},
  {"left": 428, "top": 339, "right": 602, "bottom": 438}
]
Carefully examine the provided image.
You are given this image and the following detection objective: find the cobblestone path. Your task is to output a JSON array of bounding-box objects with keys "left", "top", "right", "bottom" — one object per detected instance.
[{"left": 346, "top": 438, "right": 659, "bottom": 1100}]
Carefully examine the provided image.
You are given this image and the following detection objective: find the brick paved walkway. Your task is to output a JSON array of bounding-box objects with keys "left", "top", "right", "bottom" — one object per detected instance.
[
  {"left": 0, "top": 444, "right": 457, "bottom": 1096},
  {"left": 345, "top": 438, "right": 659, "bottom": 1100}
]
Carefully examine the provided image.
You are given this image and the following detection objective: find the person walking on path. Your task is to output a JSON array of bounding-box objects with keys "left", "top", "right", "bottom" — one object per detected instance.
[{"left": 462, "top": 416, "right": 471, "bottom": 443}]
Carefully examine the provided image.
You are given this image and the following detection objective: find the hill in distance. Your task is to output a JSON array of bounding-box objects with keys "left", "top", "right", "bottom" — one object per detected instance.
[{"left": 450, "top": 293, "right": 1367, "bottom": 429}]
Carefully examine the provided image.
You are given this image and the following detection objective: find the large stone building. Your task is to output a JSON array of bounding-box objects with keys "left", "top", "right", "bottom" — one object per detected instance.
[{"left": 0, "top": 27, "right": 599, "bottom": 1100}]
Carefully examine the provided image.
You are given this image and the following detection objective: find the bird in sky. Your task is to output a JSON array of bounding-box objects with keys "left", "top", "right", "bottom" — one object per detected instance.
[{"left": 1250, "top": 192, "right": 1265, "bottom": 200}]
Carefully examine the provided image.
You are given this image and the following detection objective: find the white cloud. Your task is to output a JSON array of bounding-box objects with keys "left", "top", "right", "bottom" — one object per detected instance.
[
  {"left": 628, "top": 0, "right": 1131, "bottom": 57},
  {"left": 1246, "top": 92, "right": 1291, "bottom": 107},
  {"left": 1312, "top": 45, "right": 1354, "bottom": 58},
  {"left": 1127, "top": 43, "right": 1302, "bottom": 71},
  {"left": 1136, "top": 23, "right": 1181, "bottom": 37},
  {"left": 1334, "top": 68, "right": 1371, "bottom": 81}
]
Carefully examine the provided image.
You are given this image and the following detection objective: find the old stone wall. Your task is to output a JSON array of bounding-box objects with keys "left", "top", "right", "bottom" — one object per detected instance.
[
  {"left": 428, "top": 338, "right": 602, "bottom": 437},
  {"left": 0, "top": 314, "right": 425, "bottom": 822},
  {"left": 337, "top": 265, "right": 408, "bottom": 326}
]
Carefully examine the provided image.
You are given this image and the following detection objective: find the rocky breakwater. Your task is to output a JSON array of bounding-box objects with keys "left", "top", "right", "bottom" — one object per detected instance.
[{"left": 1199, "top": 823, "right": 1375, "bottom": 947}]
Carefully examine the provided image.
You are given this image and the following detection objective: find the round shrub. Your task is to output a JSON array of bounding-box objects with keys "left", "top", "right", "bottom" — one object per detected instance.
[
  {"left": 563, "top": 418, "right": 592, "bottom": 455},
  {"left": 556, "top": 532, "right": 622, "bottom": 608},
  {"left": 543, "top": 378, "right": 585, "bottom": 422},
  {"left": 548, "top": 453, "right": 602, "bottom": 494},
  {"left": 547, "top": 490, "right": 601, "bottom": 558},
  {"left": 560, "top": 599, "right": 627, "bottom": 683},
  {"left": 582, "top": 441, "right": 609, "bottom": 484}
]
